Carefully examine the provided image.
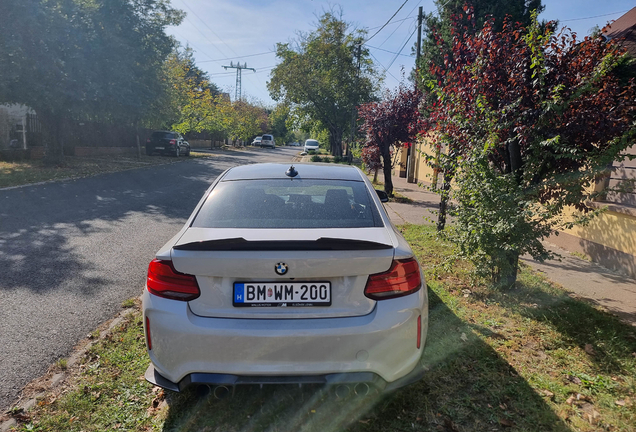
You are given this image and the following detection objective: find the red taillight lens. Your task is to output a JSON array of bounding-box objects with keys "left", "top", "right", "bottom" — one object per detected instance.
[
  {"left": 364, "top": 258, "right": 422, "bottom": 300},
  {"left": 145, "top": 316, "right": 152, "bottom": 350},
  {"left": 147, "top": 259, "right": 200, "bottom": 301},
  {"left": 146, "top": 138, "right": 150, "bottom": 143},
  {"left": 169, "top": 139, "right": 176, "bottom": 145}
]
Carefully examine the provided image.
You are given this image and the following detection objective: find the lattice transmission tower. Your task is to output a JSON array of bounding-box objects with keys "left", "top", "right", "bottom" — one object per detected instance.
[{"left": 222, "top": 62, "right": 256, "bottom": 101}]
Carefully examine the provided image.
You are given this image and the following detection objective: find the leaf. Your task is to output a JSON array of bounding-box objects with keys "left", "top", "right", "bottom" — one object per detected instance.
[
  {"left": 460, "top": 332, "right": 468, "bottom": 342},
  {"left": 499, "top": 418, "right": 514, "bottom": 427},
  {"left": 584, "top": 344, "right": 596, "bottom": 356}
]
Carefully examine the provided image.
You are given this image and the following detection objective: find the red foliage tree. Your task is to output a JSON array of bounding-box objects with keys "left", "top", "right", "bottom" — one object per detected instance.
[
  {"left": 358, "top": 84, "right": 423, "bottom": 196},
  {"left": 424, "top": 7, "right": 636, "bottom": 286}
]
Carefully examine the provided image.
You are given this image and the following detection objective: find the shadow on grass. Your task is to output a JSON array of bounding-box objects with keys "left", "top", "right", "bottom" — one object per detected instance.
[
  {"left": 489, "top": 273, "right": 636, "bottom": 377},
  {"left": 159, "top": 288, "right": 569, "bottom": 432}
]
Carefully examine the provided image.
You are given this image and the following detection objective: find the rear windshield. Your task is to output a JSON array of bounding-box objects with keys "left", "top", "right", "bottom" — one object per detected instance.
[
  {"left": 305, "top": 140, "right": 318, "bottom": 146},
  {"left": 262, "top": 135, "right": 273, "bottom": 140},
  {"left": 152, "top": 131, "right": 174, "bottom": 139},
  {"left": 192, "top": 179, "right": 383, "bottom": 228}
]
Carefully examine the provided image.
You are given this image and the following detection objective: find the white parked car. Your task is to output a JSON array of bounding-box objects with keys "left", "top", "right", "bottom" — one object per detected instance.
[
  {"left": 304, "top": 139, "right": 320, "bottom": 152},
  {"left": 260, "top": 134, "right": 275, "bottom": 148},
  {"left": 251, "top": 136, "right": 262, "bottom": 146},
  {"left": 143, "top": 163, "right": 428, "bottom": 394}
]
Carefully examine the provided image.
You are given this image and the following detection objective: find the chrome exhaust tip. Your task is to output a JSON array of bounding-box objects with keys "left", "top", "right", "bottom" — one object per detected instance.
[
  {"left": 354, "top": 382, "right": 370, "bottom": 396},
  {"left": 335, "top": 384, "right": 351, "bottom": 399},
  {"left": 213, "top": 385, "right": 230, "bottom": 399}
]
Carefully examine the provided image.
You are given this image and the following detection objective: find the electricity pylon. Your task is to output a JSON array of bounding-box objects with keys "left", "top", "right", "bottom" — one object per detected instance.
[{"left": 222, "top": 61, "right": 256, "bottom": 101}]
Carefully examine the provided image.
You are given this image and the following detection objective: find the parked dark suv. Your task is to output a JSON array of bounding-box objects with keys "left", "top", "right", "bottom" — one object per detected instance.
[{"left": 146, "top": 131, "right": 191, "bottom": 157}]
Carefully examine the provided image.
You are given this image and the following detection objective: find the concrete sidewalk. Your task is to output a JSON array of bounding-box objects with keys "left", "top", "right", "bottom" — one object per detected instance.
[{"left": 384, "top": 174, "right": 636, "bottom": 326}]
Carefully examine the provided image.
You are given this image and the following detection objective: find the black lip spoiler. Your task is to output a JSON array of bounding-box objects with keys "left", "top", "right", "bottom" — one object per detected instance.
[{"left": 173, "top": 237, "right": 393, "bottom": 251}]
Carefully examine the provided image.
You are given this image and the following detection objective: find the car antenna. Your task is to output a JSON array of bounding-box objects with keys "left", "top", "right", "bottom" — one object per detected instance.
[{"left": 285, "top": 165, "right": 298, "bottom": 178}]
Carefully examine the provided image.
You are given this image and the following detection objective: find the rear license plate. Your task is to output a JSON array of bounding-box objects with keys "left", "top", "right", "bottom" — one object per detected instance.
[
  {"left": 154, "top": 146, "right": 164, "bottom": 150},
  {"left": 233, "top": 282, "right": 331, "bottom": 307}
]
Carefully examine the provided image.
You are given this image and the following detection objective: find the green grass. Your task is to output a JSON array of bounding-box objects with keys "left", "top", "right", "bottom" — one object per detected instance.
[
  {"left": 10, "top": 225, "right": 636, "bottom": 432},
  {"left": 0, "top": 153, "right": 214, "bottom": 189}
]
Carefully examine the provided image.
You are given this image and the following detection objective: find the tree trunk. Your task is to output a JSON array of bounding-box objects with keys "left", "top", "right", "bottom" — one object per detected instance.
[
  {"left": 495, "top": 250, "right": 519, "bottom": 289},
  {"left": 38, "top": 109, "right": 64, "bottom": 165},
  {"left": 329, "top": 127, "right": 343, "bottom": 156},
  {"left": 437, "top": 170, "right": 452, "bottom": 231},
  {"left": 380, "top": 145, "right": 393, "bottom": 196}
]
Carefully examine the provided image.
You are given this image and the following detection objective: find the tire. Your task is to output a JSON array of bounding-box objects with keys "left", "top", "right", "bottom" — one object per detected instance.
[{"left": 185, "top": 147, "right": 190, "bottom": 157}]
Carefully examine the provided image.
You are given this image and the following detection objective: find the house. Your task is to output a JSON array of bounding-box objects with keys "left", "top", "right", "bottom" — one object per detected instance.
[{"left": 0, "top": 104, "right": 34, "bottom": 150}]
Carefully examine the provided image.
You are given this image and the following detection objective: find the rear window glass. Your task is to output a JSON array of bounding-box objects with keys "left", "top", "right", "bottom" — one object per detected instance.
[
  {"left": 152, "top": 132, "right": 173, "bottom": 139},
  {"left": 262, "top": 135, "right": 273, "bottom": 140},
  {"left": 305, "top": 140, "right": 318, "bottom": 146},
  {"left": 192, "top": 179, "right": 383, "bottom": 228}
]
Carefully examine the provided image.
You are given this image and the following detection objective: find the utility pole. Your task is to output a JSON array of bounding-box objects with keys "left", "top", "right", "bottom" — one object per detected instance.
[
  {"left": 222, "top": 61, "right": 256, "bottom": 101},
  {"left": 348, "top": 42, "right": 362, "bottom": 162},
  {"left": 407, "top": 6, "right": 423, "bottom": 184}
]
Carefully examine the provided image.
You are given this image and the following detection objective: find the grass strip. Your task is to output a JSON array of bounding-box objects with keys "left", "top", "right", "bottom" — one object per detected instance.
[
  {"left": 8, "top": 225, "right": 635, "bottom": 431},
  {"left": 0, "top": 153, "right": 214, "bottom": 189}
]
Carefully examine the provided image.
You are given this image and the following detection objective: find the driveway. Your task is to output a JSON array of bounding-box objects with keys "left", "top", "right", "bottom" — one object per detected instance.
[{"left": 0, "top": 147, "right": 298, "bottom": 411}]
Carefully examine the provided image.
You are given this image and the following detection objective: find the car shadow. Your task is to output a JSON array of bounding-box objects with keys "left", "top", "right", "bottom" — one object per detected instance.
[{"left": 158, "top": 288, "right": 569, "bottom": 432}]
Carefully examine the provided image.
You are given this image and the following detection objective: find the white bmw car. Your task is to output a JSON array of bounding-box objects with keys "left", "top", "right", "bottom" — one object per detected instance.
[{"left": 143, "top": 163, "right": 428, "bottom": 394}]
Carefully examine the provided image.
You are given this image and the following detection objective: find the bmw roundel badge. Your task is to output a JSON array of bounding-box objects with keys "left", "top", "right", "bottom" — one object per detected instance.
[{"left": 275, "top": 262, "right": 288, "bottom": 275}]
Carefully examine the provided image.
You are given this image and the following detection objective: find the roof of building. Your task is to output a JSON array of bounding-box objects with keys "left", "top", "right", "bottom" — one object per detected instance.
[{"left": 602, "top": 7, "right": 636, "bottom": 57}]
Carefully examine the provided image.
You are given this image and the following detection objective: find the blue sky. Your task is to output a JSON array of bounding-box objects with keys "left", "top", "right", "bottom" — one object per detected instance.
[{"left": 165, "top": 0, "right": 635, "bottom": 106}]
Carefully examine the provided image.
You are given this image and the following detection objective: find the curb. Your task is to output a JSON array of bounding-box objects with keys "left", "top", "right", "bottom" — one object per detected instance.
[{"left": 1, "top": 300, "right": 140, "bottom": 432}]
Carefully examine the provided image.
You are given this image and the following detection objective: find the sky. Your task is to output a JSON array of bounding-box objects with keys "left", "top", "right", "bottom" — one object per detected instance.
[{"left": 165, "top": 0, "right": 636, "bottom": 106}]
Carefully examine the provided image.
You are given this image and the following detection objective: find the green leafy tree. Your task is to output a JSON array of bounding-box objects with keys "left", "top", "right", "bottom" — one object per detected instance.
[
  {"left": 0, "top": 0, "right": 183, "bottom": 162},
  {"left": 415, "top": 0, "right": 544, "bottom": 90},
  {"left": 425, "top": 10, "right": 636, "bottom": 287},
  {"left": 268, "top": 10, "right": 380, "bottom": 156}
]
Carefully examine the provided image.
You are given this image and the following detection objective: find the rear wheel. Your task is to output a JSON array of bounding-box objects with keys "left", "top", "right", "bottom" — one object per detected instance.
[{"left": 185, "top": 147, "right": 191, "bottom": 157}]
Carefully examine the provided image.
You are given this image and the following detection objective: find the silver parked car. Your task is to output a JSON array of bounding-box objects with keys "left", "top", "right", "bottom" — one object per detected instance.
[
  {"left": 304, "top": 139, "right": 320, "bottom": 152},
  {"left": 143, "top": 163, "right": 428, "bottom": 393}
]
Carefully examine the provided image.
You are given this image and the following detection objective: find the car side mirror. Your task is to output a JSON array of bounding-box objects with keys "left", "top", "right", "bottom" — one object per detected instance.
[{"left": 376, "top": 190, "right": 389, "bottom": 203}]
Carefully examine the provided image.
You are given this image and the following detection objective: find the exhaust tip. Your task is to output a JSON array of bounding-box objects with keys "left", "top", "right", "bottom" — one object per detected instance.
[
  {"left": 334, "top": 384, "right": 350, "bottom": 399},
  {"left": 196, "top": 384, "right": 211, "bottom": 398},
  {"left": 354, "top": 382, "right": 370, "bottom": 396},
  {"left": 213, "top": 385, "right": 230, "bottom": 399}
]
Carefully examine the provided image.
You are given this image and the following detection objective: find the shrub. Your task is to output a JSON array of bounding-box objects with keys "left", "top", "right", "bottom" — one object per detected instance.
[{"left": 310, "top": 155, "right": 322, "bottom": 162}]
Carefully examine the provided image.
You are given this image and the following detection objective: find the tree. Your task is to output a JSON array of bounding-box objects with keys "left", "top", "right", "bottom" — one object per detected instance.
[
  {"left": 415, "top": 0, "right": 544, "bottom": 91},
  {"left": 425, "top": 9, "right": 636, "bottom": 287},
  {"left": 359, "top": 84, "right": 423, "bottom": 196},
  {"left": 0, "top": 0, "right": 183, "bottom": 162},
  {"left": 268, "top": 10, "right": 380, "bottom": 156}
]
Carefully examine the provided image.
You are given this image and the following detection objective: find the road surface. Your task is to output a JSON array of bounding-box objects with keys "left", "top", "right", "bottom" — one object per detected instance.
[{"left": 0, "top": 147, "right": 297, "bottom": 411}]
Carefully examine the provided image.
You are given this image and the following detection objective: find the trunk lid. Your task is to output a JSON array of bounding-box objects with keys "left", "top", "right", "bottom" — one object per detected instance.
[{"left": 171, "top": 228, "right": 396, "bottom": 319}]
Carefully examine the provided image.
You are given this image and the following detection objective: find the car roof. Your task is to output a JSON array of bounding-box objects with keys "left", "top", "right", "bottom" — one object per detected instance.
[{"left": 221, "top": 163, "right": 364, "bottom": 181}]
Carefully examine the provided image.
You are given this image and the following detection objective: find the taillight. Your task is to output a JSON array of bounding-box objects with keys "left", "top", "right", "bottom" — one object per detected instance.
[
  {"left": 145, "top": 316, "right": 152, "bottom": 350},
  {"left": 364, "top": 258, "right": 422, "bottom": 300},
  {"left": 146, "top": 138, "right": 150, "bottom": 143},
  {"left": 147, "top": 259, "right": 200, "bottom": 301},
  {"left": 169, "top": 139, "right": 176, "bottom": 145}
]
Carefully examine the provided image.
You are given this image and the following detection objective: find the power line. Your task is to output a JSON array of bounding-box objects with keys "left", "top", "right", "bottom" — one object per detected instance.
[
  {"left": 367, "top": 16, "right": 415, "bottom": 31},
  {"left": 369, "top": 52, "right": 399, "bottom": 82},
  {"left": 365, "top": 0, "right": 411, "bottom": 43},
  {"left": 198, "top": 51, "right": 275, "bottom": 64},
  {"left": 561, "top": 10, "right": 628, "bottom": 22},
  {"left": 386, "top": 24, "right": 418, "bottom": 71},
  {"left": 366, "top": 44, "right": 413, "bottom": 57}
]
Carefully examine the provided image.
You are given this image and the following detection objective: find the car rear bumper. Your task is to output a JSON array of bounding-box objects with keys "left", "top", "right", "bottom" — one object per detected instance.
[
  {"left": 144, "top": 357, "right": 424, "bottom": 393},
  {"left": 142, "top": 287, "right": 427, "bottom": 390}
]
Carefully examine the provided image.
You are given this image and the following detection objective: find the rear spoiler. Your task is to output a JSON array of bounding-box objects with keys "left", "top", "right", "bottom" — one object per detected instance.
[{"left": 173, "top": 237, "right": 393, "bottom": 251}]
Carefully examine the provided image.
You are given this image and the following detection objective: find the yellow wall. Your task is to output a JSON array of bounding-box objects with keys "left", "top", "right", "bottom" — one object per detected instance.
[{"left": 560, "top": 206, "right": 636, "bottom": 256}]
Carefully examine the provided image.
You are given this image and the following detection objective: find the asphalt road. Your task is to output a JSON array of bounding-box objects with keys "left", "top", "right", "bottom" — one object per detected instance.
[{"left": 0, "top": 146, "right": 298, "bottom": 411}]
